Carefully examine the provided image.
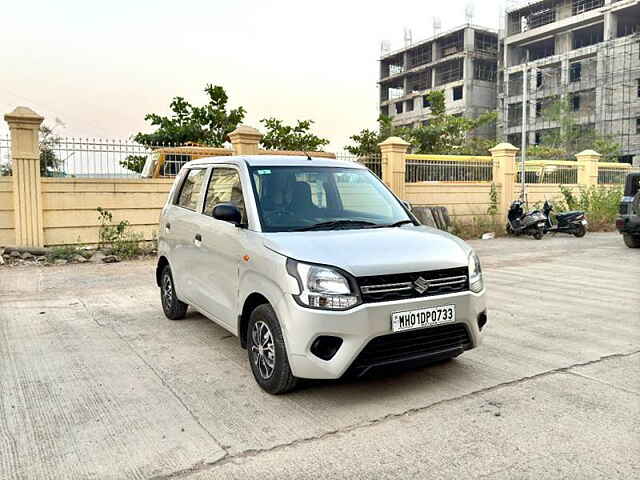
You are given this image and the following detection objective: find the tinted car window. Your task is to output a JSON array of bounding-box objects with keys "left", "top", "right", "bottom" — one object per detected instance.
[
  {"left": 204, "top": 167, "right": 246, "bottom": 221},
  {"left": 176, "top": 168, "right": 206, "bottom": 211}
]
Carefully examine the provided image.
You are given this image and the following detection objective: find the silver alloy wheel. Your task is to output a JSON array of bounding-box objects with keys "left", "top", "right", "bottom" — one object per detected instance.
[
  {"left": 162, "top": 273, "right": 174, "bottom": 309},
  {"left": 251, "top": 320, "right": 276, "bottom": 379}
]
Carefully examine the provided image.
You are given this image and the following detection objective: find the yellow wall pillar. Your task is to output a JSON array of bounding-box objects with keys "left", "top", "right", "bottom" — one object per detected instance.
[
  {"left": 576, "top": 149, "right": 601, "bottom": 187},
  {"left": 489, "top": 142, "right": 519, "bottom": 218},
  {"left": 229, "top": 125, "right": 262, "bottom": 156},
  {"left": 4, "top": 106, "right": 44, "bottom": 247},
  {"left": 379, "top": 136, "right": 410, "bottom": 200}
]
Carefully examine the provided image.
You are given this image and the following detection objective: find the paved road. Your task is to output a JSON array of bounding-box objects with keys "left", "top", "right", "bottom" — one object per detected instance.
[{"left": 0, "top": 233, "right": 638, "bottom": 479}]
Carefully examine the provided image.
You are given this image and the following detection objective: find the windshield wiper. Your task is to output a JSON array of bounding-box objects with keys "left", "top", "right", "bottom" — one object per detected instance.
[
  {"left": 370, "top": 220, "right": 415, "bottom": 229},
  {"left": 293, "top": 220, "right": 378, "bottom": 231}
]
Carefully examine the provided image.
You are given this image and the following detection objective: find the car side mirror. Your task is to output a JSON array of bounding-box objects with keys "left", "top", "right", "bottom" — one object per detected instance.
[{"left": 212, "top": 203, "right": 242, "bottom": 225}]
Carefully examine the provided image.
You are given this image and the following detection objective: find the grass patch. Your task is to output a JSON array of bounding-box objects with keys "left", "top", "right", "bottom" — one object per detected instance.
[
  {"left": 46, "top": 245, "right": 89, "bottom": 262},
  {"left": 451, "top": 217, "right": 505, "bottom": 240}
]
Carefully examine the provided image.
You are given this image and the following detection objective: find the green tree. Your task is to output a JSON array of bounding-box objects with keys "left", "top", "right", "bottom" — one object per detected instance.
[
  {"left": 134, "top": 84, "right": 246, "bottom": 146},
  {"left": 345, "top": 116, "right": 409, "bottom": 156},
  {"left": 346, "top": 92, "right": 495, "bottom": 156},
  {"left": 119, "top": 155, "right": 147, "bottom": 174},
  {"left": 528, "top": 97, "right": 621, "bottom": 161},
  {"left": 406, "top": 91, "right": 496, "bottom": 154},
  {"left": 260, "top": 118, "right": 329, "bottom": 151},
  {"left": 39, "top": 125, "right": 64, "bottom": 176}
]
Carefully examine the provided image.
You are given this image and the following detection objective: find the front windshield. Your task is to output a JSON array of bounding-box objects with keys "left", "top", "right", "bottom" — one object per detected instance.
[{"left": 249, "top": 166, "right": 412, "bottom": 232}]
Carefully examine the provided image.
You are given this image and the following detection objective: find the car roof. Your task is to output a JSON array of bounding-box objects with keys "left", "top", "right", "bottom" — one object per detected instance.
[{"left": 185, "top": 155, "right": 367, "bottom": 170}]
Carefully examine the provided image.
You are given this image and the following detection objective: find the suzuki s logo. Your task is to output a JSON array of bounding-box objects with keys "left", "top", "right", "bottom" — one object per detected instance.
[{"left": 414, "top": 276, "right": 430, "bottom": 294}]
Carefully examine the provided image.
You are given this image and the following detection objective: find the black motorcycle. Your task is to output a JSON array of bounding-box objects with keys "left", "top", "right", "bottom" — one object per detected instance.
[
  {"left": 542, "top": 200, "right": 587, "bottom": 237},
  {"left": 506, "top": 200, "right": 546, "bottom": 240}
]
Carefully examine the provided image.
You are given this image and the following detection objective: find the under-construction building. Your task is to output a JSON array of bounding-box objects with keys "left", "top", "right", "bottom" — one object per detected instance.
[
  {"left": 498, "top": 0, "right": 640, "bottom": 162},
  {"left": 379, "top": 24, "right": 499, "bottom": 137}
]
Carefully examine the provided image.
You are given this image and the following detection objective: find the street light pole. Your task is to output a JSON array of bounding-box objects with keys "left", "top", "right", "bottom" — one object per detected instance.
[{"left": 520, "top": 51, "right": 529, "bottom": 205}]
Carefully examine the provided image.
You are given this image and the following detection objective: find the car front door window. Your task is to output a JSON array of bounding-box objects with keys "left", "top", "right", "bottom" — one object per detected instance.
[{"left": 204, "top": 168, "right": 246, "bottom": 222}]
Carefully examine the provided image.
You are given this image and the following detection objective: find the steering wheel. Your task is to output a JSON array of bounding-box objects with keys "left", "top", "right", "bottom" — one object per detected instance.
[{"left": 264, "top": 208, "right": 297, "bottom": 224}]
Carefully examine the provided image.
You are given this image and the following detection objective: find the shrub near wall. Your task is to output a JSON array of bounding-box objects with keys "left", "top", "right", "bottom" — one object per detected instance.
[{"left": 556, "top": 185, "right": 623, "bottom": 231}]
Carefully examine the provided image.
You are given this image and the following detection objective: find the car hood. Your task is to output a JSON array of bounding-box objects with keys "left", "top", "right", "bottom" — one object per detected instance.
[{"left": 262, "top": 226, "right": 471, "bottom": 277}]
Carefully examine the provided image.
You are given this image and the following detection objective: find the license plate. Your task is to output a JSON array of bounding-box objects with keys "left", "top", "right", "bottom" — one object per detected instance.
[{"left": 391, "top": 305, "right": 456, "bottom": 333}]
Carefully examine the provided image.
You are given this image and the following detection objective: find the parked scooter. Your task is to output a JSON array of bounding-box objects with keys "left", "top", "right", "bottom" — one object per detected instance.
[
  {"left": 542, "top": 200, "right": 587, "bottom": 237},
  {"left": 506, "top": 200, "right": 546, "bottom": 240}
]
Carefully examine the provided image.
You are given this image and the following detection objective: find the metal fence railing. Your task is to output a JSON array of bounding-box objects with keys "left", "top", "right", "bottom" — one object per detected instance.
[
  {"left": 517, "top": 161, "right": 579, "bottom": 185},
  {"left": 45, "top": 138, "right": 164, "bottom": 178},
  {"left": 598, "top": 165, "right": 635, "bottom": 184},
  {"left": 335, "top": 152, "right": 382, "bottom": 179},
  {"left": 405, "top": 155, "right": 493, "bottom": 183},
  {"left": 0, "top": 135, "right": 10, "bottom": 176}
]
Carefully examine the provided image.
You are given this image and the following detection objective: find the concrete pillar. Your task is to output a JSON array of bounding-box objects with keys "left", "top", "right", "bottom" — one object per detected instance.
[
  {"left": 576, "top": 149, "right": 601, "bottom": 187},
  {"left": 464, "top": 27, "right": 475, "bottom": 51},
  {"left": 556, "top": 32, "right": 571, "bottom": 55},
  {"left": 379, "top": 136, "right": 410, "bottom": 200},
  {"left": 229, "top": 125, "right": 262, "bottom": 155},
  {"left": 604, "top": 12, "right": 618, "bottom": 41},
  {"left": 490, "top": 142, "right": 519, "bottom": 217},
  {"left": 4, "top": 107, "right": 45, "bottom": 247}
]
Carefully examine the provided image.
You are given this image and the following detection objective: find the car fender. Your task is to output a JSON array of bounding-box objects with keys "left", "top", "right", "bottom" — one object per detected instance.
[{"left": 238, "top": 268, "right": 295, "bottom": 353}]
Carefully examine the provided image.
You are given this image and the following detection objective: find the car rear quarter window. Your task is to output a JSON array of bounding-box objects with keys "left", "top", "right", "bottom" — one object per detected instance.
[{"left": 176, "top": 168, "right": 207, "bottom": 211}]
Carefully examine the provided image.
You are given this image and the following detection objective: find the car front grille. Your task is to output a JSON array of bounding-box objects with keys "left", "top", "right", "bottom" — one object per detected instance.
[
  {"left": 357, "top": 267, "right": 468, "bottom": 303},
  {"left": 348, "top": 323, "right": 472, "bottom": 375}
]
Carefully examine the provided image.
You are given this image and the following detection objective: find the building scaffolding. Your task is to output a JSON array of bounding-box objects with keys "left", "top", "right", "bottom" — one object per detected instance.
[{"left": 499, "top": 35, "right": 640, "bottom": 160}]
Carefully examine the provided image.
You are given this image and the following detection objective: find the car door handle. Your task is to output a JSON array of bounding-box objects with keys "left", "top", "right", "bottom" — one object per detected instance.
[
  {"left": 165, "top": 222, "right": 171, "bottom": 232},
  {"left": 195, "top": 234, "right": 202, "bottom": 241},
  {"left": 194, "top": 233, "right": 202, "bottom": 247}
]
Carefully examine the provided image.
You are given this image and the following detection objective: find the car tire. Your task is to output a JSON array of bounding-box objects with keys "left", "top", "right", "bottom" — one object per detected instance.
[
  {"left": 573, "top": 224, "right": 586, "bottom": 238},
  {"left": 533, "top": 230, "right": 544, "bottom": 240},
  {"left": 623, "top": 233, "right": 640, "bottom": 248},
  {"left": 160, "top": 265, "right": 188, "bottom": 320},
  {"left": 247, "top": 304, "right": 298, "bottom": 394}
]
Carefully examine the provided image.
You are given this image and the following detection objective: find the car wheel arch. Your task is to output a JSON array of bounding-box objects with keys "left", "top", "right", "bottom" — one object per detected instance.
[
  {"left": 156, "top": 256, "right": 170, "bottom": 287},
  {"left": 239, "top": 292, "right": 271, "bottom": 349}
]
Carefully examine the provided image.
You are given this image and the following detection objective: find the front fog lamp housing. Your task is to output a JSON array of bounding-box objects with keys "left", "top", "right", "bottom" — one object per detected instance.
[
  {"left": 468, "top": 251, "right": 483, "bottom": 293},
  {"left": 287, "top": 259, "right": 359, "bottom": 310}
]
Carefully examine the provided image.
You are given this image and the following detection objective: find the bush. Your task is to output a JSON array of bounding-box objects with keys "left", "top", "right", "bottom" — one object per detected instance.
[
  {"left": 111, "top": 231, "right": 144, "bottom": 259},
  {"left": 557, "top": 185, "right": 622, "bottom": 231},
  {"left": 47, "top": 244, "right": 88, "bottom": 262},
  {"left": 451, "top": 217, "right": 505, "bottom": 240},
  {"left": 97, "top": 207, "right": 144, "bottom": 259}
]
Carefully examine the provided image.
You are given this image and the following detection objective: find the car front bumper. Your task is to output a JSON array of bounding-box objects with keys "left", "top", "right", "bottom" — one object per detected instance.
[{"left": 276, "top": 288, "right": 487, "bottom": 379}]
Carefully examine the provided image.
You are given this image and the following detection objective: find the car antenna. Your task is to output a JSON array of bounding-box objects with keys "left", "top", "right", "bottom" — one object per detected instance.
[{"left": 302, "top": 150, "right": 312, "bottom": 161}]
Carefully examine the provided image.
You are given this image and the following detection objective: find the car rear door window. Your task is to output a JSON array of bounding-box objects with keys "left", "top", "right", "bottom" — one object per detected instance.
[
  {"left": 176, "top": 168, "right": 207, "bottom": 211},
  {"left": 204, "top": 167, "right": 246, "bottom": 221}
]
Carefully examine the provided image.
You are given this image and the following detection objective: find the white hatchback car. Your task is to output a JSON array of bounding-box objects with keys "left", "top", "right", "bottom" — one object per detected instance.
[{"left": 156, "top": 155, "right": 487, "bottom": 394}]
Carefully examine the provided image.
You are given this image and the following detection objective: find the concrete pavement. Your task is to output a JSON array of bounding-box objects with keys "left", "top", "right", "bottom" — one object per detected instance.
[{"left": 0, "top": 232, "right": 638, "bottom": 479}]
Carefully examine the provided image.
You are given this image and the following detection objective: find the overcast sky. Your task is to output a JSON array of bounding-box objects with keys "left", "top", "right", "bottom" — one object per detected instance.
[{"left": 0, "top": 0, "right": 506, "bottom": 150}]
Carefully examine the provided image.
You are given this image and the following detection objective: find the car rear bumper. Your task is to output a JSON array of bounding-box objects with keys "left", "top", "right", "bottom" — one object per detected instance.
[
  {"left": 616, "top": 215, "right": 640, "bottom": 234},
  {"left": 277, "top": 287, "right": 487, "bottom": 379}
]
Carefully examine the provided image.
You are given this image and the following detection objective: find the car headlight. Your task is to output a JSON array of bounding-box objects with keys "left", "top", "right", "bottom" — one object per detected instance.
[
  {"left": 468, "top": 251, "right": 483, "bottom": 293},
  {"left": 286, "top": 259, "right": 359, "bottom": 310}
]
